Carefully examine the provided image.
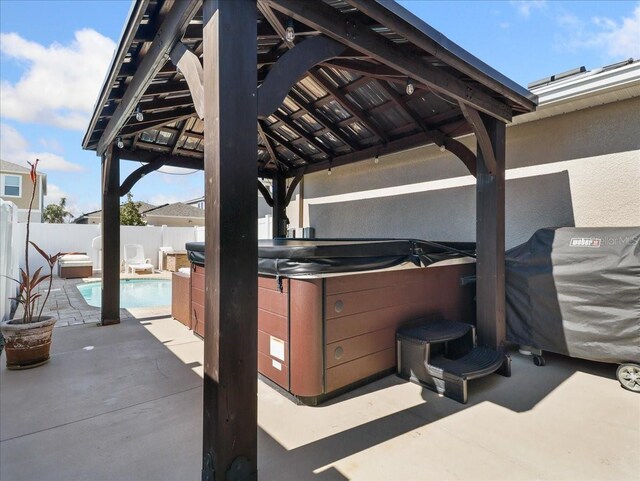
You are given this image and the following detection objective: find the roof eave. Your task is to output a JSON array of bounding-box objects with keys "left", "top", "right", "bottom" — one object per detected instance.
[
  {"left": 364, "top": 0, "right": 538, "bottom": 111},
  {"left": 82, "top": 0, "right": 151, "bottom": 151}
]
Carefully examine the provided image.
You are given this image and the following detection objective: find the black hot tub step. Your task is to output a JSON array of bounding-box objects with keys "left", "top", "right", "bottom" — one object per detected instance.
[
  {"left": 396, "top": 319, "right": 473, "bottom": 344},
  {"left": 428, "top": 346, "right": 506, "bottom": 380},
  {"left": 425, "top": 347, "right": 511, "bottom": 404}
]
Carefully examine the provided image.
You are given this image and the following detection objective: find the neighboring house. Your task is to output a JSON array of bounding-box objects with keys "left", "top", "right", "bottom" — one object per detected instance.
[
  {"left": 186, "top": 191, "right": 272, "bottom": 218},
  {"left": 74, "top": 201, "right": 205, "bottom": 227},
  {"left": 142, "top": 202, "right": 205, "bottom": 227},
  {"left": 74, "top": 201, "right": 156, "bottom": 224},
  {"left": 291, "top": 59, "right": 640, "bottom": 247},
  {"left": 0, "top": 159, "right": 47, "bottom": 223}
]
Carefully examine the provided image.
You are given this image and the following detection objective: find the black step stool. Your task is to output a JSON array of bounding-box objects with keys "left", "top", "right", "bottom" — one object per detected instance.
[{"left": 396, "top": 319, "right": 511, "bottom": 403}]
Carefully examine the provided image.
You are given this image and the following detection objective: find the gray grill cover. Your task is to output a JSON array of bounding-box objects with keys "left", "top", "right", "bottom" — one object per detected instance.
[{"left": 506, "top": 227, "right": 640, "bottom": 364}]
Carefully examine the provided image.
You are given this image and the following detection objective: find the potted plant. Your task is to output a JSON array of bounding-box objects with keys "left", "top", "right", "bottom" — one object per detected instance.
[{"left": 1, "top": 159, "right": 67, "bottom": 369}]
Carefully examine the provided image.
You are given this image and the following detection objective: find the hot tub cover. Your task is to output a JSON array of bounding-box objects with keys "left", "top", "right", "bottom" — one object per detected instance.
[
  {"left": 506, "top": 227, "right": 640, "bottom": 364},
  {"left": 186, "top": 238, "right": 475, "bottom": 275}
]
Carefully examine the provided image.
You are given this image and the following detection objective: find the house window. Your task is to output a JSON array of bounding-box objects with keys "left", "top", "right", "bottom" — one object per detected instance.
[{"left": 2, "top": 174, "right": 22, "bottom": 197}]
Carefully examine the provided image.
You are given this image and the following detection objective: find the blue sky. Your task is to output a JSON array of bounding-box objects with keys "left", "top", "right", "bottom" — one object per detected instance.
[{"left": 1, "top": 0, "right": 639, "bottom": 218}]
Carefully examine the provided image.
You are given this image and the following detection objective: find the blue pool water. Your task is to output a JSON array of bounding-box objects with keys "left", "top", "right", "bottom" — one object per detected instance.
[{"left": 77, "top": 279, "right": 172, "bottom": 308}]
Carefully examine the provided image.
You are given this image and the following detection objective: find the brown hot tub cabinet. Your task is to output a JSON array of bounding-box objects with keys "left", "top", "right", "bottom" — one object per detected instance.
[{"left": 186, "top": 239, "right": 476, "bottom": 404}]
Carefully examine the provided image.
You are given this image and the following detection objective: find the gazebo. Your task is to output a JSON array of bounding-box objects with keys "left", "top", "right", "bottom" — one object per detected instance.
[{"left": 82, "top": 1, "right": 536, "bottom": 478}]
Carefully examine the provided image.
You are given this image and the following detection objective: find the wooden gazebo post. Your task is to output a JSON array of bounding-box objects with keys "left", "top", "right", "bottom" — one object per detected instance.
[
  {"left": 202, "top": 0, "right": 258, "bottom": 479},
  {"left": 475, "top": 116, "right": 506, "bottom": 349},
  {"left": 101, "top": 144, "right": 120, "bottom": 325}
]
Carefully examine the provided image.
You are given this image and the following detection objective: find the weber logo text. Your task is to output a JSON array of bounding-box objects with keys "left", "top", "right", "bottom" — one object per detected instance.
[{"left": 570, "top": 238, "right": 602, "bottom": 248}]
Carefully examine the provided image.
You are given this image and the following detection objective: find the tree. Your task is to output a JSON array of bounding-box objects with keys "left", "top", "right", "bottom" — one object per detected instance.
[
  {"left": 42, "top": 197, "right": 71, "bottom": 223},
  {"left": 120, "top": 192, "right": 146, "bottom": 226}
]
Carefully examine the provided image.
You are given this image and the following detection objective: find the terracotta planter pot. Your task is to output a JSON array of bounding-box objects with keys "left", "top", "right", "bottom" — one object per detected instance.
[{"left": 0, "top": 316, "right": 56, "bottom": 370}]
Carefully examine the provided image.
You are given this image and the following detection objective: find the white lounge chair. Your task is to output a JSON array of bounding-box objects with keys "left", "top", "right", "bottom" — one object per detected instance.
[{"left": 123, "top": 244, "right": 153, "bottom": 274}]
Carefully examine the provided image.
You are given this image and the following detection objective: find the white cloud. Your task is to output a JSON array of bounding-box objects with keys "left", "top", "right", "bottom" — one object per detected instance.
[
  {"left": 555, "top": 3, "right": 640, "bottom": 60},
  {"left": 44, "top": 183, "right": 97, "bottom": 220},
  {"left": 147, "top": 193, "right": 181, "bottom": 206},
  {"left": 592, "top": 4, "right": 640, "bottom": 59},
  {"left": 511, "top": 0, "right": 547, "bottom": 18},
  {"left": 0, "top": 29, "right": 115, "bottom": 131},
  {"left": 0, "top": 123, "right": 84, "bottom": 172}
]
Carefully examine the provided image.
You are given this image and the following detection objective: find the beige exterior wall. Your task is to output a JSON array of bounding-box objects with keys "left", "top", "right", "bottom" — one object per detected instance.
[
  {"left": 1, "top": 171, "right": 45, "bottom": 223},
  {"left": 144, "top": 215, "right": 205, "bottom": 227},
  {"left": 293, "top": 96, "right": 640, "bottom": 248}
]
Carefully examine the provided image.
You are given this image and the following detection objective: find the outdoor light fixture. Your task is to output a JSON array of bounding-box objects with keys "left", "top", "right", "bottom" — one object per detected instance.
[
  {"left": 285, "top": 19, "right": 295, "bottom": 42},
  {"left": 328, "top": 162, "right": 332, "bottom": 176},
  {"left": 116, "top": 137, "right": 124, "bottom": 149},
  {"left": 135, "top": 106, "right": 144, "bottom": 122},
  {"left": 439, "top": 144, "right": 446, "bottom": 152},
  {"left": 405, "top": 78, "right": 415, "bottom": 95},
  {"left": 374, "top": 154, "right": 379, "bottom": 164}
]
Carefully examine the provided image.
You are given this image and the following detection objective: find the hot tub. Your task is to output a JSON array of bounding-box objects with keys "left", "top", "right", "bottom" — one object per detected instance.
[{"left": 186, "top": 238, "right": 477, "bottom": 404}]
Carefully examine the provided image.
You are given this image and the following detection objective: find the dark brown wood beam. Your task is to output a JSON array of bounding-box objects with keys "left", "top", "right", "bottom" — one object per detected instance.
[
  {"left": 284, "top": 168, "right": 304, "bottom": 205},
  {"left": 257, "top": 121, "right": 285, "bottom": 170},
  {"left": 289, "top": 131, "right": 438, "bottom": 176},
  {"left": 97, "top": 0, "right": 201, "bottom": 155},
  {"left": 257, "top": 35, "right": 346, "bottom": 119},
  {"left": 257, "top": 180, "right": 274, "bottom": 207},
  {"left": 119, "top": 159, "right": 165, "bottom": 196},
  {"left": 475, "top": 114, "right": 506, "bottom": 349},
  {"left": 308, "top": 68, "right": 389, "bottom": 142},
  {"left": 322, "top": 58, "right": 404, "bottom": 79},
  {"left": 101, "top": 144, "right": 120, "bottom": 326},
  {"left": 202, "top": 0, "right": 258, "bottom": 479},
  {"left": 171, "top": 119, "right": 191, "bottom": 155},
  {"left": 118, "top": 149, "right": 204, "bottom": 170},
  {"left": 257, "top": 0, "right": 293, "bottom": 48},
  {"left": 266, "top": 0, "right": 513, "bottom": 122},
  {"left": 119, "top": 107, "right": 196, "bottom": 137}
]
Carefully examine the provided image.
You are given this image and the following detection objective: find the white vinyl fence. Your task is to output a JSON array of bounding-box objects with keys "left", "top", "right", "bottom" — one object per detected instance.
[
  {"left": 1, "top": 200, "right": 20, "bottom": 322},
  {"left": 7, "top": 216, "right": 275, "bottom": 279},
  {"left": 13, "top": 224, "right": 200, "bottom": 275}
]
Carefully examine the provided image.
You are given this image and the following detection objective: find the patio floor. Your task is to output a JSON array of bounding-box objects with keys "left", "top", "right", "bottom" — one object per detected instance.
[{"left": 1, "top": 306, "right": 638, "bottom": 480}]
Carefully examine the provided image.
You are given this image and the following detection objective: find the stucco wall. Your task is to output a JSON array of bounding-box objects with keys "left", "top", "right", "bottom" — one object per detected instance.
[
  {"left": 0, "top": 173, "right": 44, "bottom": 211},
  {"left": 297, "top": 96, "right": 640, "bottom": 248}
]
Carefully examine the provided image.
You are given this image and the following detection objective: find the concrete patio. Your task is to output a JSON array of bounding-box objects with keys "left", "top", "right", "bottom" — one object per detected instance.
[{"left": 1, "top": 308, "right": 638, "bottom": 481}]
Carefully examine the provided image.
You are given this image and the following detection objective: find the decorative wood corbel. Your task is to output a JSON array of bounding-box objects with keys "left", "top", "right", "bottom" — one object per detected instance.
[
  {"left": 169, "top": 42, "right": 204, "bottom": 119},
  {"left": 459, "top": 102, "right": 497, "bottom": 175},
  {"left": 257, "top": 35, "right": 346, "bottom": 119}
]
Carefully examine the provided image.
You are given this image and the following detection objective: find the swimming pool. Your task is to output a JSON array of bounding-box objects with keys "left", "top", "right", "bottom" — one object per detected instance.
[{"left": 77, "top": 279, "right": 172, "bottom": 308}]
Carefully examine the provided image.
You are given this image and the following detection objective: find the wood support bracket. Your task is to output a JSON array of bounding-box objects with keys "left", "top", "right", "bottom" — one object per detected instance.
[
  {"left": 443, "top": 138, "right": 477, "bottom": 177},
  {"left": 257, "top": 180, "right": 274, "bottom": 207},
  {"left": 284, "top": 168, "right": 305, "bottom": 206},
  {"left": 257, "top": 35, "right": 346, "bottom": 119},
  {"left": 169, "top": 42, "right": 205, "bottom": 119},
  {"left": 460, "top": 102, "right": 497, "bottom": 175},
  {"left": 119, "top": 159, "right": 166, "bottom": 197}
]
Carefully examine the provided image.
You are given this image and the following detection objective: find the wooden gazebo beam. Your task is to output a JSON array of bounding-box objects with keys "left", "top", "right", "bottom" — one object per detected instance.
[
  {"left": 97, "top": 0, "right": 201, "bottom": 155},
  {"left": 266, "top": 0, "right": 513, "bottom": 122}
]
